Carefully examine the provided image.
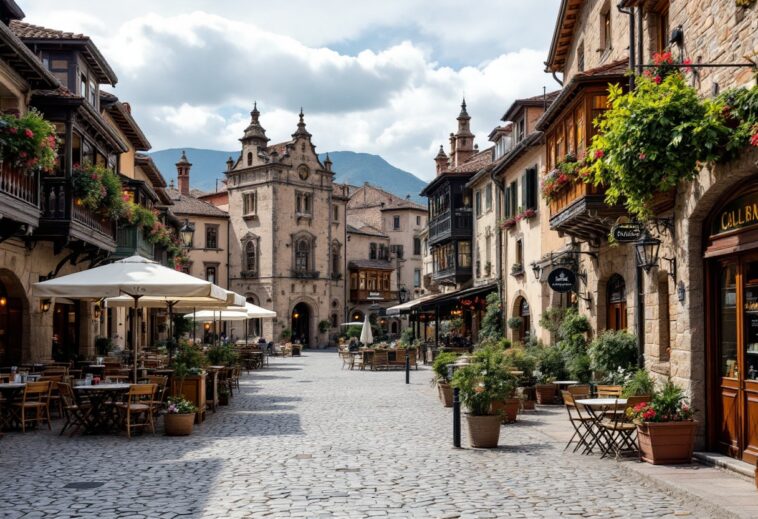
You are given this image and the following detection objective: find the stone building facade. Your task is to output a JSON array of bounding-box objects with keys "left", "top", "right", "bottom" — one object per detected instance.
[
  {"left": 224, "top": 105, "right": 347, "bottom": 347},
  {"left": 542, "top": 0, "right": 758, "bottom": 459}
]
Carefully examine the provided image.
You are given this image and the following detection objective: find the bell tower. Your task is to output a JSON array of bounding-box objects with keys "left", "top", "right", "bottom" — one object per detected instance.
[
  {"left": 452, "top": 98, "right": 475, "bottom": 167},
  {"left": 176, "top": 150, "right": 191, "bottom": 196}
]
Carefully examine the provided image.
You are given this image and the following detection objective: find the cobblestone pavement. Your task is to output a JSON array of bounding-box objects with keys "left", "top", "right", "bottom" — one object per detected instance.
[{"left": 0, "top": 351, "right": 713, "bottom": 518}]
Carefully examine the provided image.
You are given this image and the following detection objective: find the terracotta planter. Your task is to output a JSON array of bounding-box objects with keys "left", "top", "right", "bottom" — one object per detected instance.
[
  {"left": 491, "top": 398, "right": 520, "bottom": 424},
  {"left": 164, "top": 413, "right": 195, "bottom": 436},
  {"left": 465, "top": 413, "right": 502, "bottom": 448},
  {"left": 438, "top": 383, "right": 453, "bottom": 407},
  {"left": 636, "top": 421, "right": 697, "bottom": 465},
  {"left": 535, "top": 384, "right": 556, "bottom": 405}
]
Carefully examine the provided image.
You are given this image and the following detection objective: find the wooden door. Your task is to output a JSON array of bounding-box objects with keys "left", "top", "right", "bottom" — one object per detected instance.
[
  {"left": 741, "top": 258, "right": 758, "bottom": 464},
  {"left": 715, "top": 261, "right": 740, "bottom": 456}
]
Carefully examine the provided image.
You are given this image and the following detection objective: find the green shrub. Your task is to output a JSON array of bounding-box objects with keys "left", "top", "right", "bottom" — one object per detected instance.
[
  {"left": 452, "top": 346, "right": 516, "bottom": 415},
  {"left": 432, "top": 351, "right": 460, "bottom": 384},
  {"left": 479, "top": 292, "right": 503, "bottom": 340},
  {"left": 539, "top": 306, "right": 566, "bottom": 340},
  {"left": 556, "top": 308, "right": 591, "bottom": 356},
  {"left": 536, "top": 346, "right": 567, "bottom": 383},
  {"left": 503, "top": 346, "right": 537, "bottom": 379},
  {"left": 622, "top": 369, "right": 655, "bottom": 397},
  {"left": 566, "top": 353, "right": 592, "bottom": 383},
  {"left": 506, "top": 317, "right": 523, "bottom": 330},
  {"left": 345, "top": 326, "right": 361, "bottom": 339},
  {"left": 588, "top": 330, "right": 639, "bottom": 380},
  {"left": 206, "top": 344, "right": 239, "bottom": 366},
  {"left": 399, "top": 327, "right": 415, "bottom": 346}
]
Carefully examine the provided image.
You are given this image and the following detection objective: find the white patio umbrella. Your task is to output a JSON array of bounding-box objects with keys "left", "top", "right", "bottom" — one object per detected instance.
[
  {"left": 360, "top": 315, "right": 373, "bottom": 346},
  {"left": 33, "top": 255, "right": 228, "bottom": 381},
  {"left": 340, "top": 322, "right": 365, "bottom": 327},
  {"left": 183, "top": 310, "right": 250, "bottom": 321}
]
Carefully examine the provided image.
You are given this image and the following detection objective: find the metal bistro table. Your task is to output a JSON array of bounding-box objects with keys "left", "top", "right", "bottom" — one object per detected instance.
[
  {"left": 575, "top": 398, "right": 627, "bottom": 454},
  {"left": 0, "top": 383, "right": 25, "bottom": 431},
  {"left": 74, "top": 383, "right": 130, "bottom": 434}
]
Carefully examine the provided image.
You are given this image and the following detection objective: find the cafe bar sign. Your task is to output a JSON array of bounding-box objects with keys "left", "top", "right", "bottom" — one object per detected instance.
[
  {"left": 547, "top": 267, "right": 576, "bottom": 293},
  {"left": 712, "top": 191, "right": 758, "bottom": 237}
]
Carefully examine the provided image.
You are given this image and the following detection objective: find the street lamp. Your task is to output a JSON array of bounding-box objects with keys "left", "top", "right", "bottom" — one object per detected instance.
[
  {"left": 531, "top": 262, "right": 542, "bottom": 281},
  {"left": 399, "top": 286, "right": 408, "bottom": 303},
  {"left": 634, "top": 229, "right": 661, "bottom": 272},
  {"left": 179, "top": 219, "right": 195, "bottom": 249}
]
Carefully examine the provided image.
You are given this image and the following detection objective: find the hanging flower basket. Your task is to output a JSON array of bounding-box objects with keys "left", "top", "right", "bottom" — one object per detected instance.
[{"left": 499, "top": 218, "right": 517, "bottom": 230}]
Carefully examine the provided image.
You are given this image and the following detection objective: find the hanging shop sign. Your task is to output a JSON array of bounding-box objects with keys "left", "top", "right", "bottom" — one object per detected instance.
[
  {"left": 611, "top": 222, "right": 644, "bottom": 243},
  {"left": 547, "top": 267, "right": 577, "bottom": 293}
]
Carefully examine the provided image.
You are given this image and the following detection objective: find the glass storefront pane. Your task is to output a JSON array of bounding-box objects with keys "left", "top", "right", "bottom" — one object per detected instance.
[
  {"left": 745, "top": 261, "right": 758, "bottom": 380},
  {"left": 721, "top": 263, "right": 738, "bottom": 378}
]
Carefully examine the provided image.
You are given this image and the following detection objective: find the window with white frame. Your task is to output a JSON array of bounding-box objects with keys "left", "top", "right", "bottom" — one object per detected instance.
[{"left": 243, "top": 191, "right": 258, "bottom": 216}]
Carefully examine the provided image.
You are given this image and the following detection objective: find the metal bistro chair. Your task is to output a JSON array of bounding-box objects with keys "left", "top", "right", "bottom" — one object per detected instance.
[
  {"left": 561, "top": 390, "right": 600, "bottom": 454},
  {"left": 598, "top": 395, "right": 650, "bottom": 460}
]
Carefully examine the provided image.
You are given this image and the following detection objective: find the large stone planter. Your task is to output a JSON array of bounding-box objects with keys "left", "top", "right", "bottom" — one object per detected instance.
[
  {"left": 490, "top": 398, "right": 520, "bottom": 424},
  {"left": 171, "top": 374, "right": 207, "bottom": 423},
  {"left": 535, "top": 383, "right": 556, "bottom": 405},
  {"left": 438, "top": 383, "right": 453, "bottom": 407},
  {"left": 164, "top": 413, "right": 195, "bottom": 436},
  {"left": 465, "top": 414, "right": 502, "bottom": 448},
  {"left": 637, "top": 421, "right": 697, "bottom": 465}
]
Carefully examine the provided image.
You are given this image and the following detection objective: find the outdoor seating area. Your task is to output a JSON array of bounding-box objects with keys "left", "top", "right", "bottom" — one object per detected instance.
[{"left": 339, "top": 347, "right": 419, "bottom": 371}]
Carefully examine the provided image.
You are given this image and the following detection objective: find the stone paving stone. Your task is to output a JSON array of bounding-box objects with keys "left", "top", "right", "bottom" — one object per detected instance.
[{"left": 0, "top": 351, "right": 717, "bottom": 518}]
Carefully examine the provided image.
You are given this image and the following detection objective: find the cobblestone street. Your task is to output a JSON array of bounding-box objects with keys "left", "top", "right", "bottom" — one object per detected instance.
[{"left": 0, "top": 351, "right": 713, "bottom": 518}]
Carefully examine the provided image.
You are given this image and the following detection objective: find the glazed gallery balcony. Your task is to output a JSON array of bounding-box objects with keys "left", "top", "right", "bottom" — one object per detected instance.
[{"left": 114, "top": 224, "right": 154, "bottom": 260}]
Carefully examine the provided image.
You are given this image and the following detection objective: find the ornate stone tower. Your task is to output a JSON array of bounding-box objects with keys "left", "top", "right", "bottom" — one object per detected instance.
[
  {"left": 451, "top": 98, "right": 475, "bottom": 167},
  {"left": 239, "top": 102, "right": 270, "bottom": 168},
  {"left": 176, "top": 150, "right": 191, "bottom": 196},
  {"left": 434, "top": 145, "right": 449, "bottom": 175}
]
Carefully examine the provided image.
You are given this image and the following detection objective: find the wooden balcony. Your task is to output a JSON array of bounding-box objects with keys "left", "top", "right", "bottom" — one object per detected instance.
[
  {"left": 548, "top": 181, "right": 626, "bottom": 243},
  {"left": 35, "top": 177, "right": 117, "bottom": 253},
  {"left": 349, "top": 289, "right": 398, "bottom": 303},
  {"left": 0, "top": 162, "right": 40, "bottom": 229},
  {"left": 432, "top": 265, "right": 472, "bottom": 285},
  {"left": 113, "top": 224, "right": 154, "bottom": 260},
  {"left": 428, "top": 210, "right": 472, "bottom": 246}
]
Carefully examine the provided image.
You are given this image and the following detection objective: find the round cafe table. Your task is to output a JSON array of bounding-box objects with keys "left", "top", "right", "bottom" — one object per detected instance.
[
  {"left": 575, "top": 398, "right": 628, "bottom": 454},
  {"left": 74, "top": 383, "right": 130, "bottom": 434}
]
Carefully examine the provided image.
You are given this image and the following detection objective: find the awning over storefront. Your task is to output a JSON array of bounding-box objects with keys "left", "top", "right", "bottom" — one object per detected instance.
[
  {"left": 415, "top": 282, "right": 499, "bottom": 312},
  {"left": 385, "top": 293, "right": 439, "bottom": 316}
]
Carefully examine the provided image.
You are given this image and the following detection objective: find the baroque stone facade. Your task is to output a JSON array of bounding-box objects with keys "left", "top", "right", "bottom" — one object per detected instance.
[{"left": 225, "top": 105, "right": 347, "bottom": 347}]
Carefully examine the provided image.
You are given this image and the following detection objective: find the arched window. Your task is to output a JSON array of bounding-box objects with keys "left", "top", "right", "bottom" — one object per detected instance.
[
  {"left": 514, "top": 296, "right": 531, "bottom": 344},
  {"left": 295, "top": 239, "right": 310, "bottom": 272},
  {"left": 245, "top": 241, "right": 256, "bottom": 272},
  {"left": 607, "top": 273, "right": 627, "bottom": 331},
  {"left": 247, "top": 152, "right": 253, "bottom": 166}
]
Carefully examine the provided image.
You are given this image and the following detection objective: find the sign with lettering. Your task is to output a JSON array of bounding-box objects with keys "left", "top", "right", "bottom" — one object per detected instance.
[
  {"left": 712, "top": 192, "right": 758, "bottom": 236},
  {"left": 368, "top": 291, "right": 384, "bottom": 300},
  {"left": 611, "top": 222, "right": 643, "bottom": 243},
  {"left": 547, "top": 267, "right": 576, "bottom": 293}
]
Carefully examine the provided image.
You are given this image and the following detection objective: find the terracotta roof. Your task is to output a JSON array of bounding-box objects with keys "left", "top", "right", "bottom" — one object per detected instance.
[
  {"left": 545, "top": 0, "right": 585, "bottom": 73},
  {"left": 348, "top": 259, "right": 394, "bottom": 271},
  {"left": 501, "top": 90, "right": 561, "bottom": 122},
  {"left": 447, "top": 146, "right": 494, "bottom": 174},
  {"left": 536, "top": 59, "right": 629, "bottom": 132},
  {"left": 103, "top": 95, "right": 151, "bottom": 151},
  {"left": 348, "top": 183, "right": 425, "bottom": 211},
  {"left": 379, "top": 198, "right": 426, "bottom": 211},
  {"left": 165, "top": 188, "right": 228, "bottom": 218},
  {"left": 0, "top": 21, "right": 58, "bottom": 89},
  {"left": 10, "top": 19, "right": 117, "bottom": 85},
  {"left": 346, "top": 220, "right": 388, "bottom": 238}
]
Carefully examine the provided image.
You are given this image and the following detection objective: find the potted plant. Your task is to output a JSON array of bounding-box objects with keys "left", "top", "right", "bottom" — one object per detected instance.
[
  {"left": 627, "top": 380, "right": 696, "bottom": 464},
  {"left": 164, "top": 397, "right": 198, "bottom": 436},
  {"left": 622, "top": 369, "right": 655, "bottom": 398},
  {"left": 452, "top": 345, "right": 513, "bottom": 448},
  {"left": 218, "top": 386, "right": 230, "bottom": 406},
  {"left": 490, "top": 374, "right": 519, "bottom": 424},
  {"left": 432, "top": 351, "right": 459, "bottom": 407},
  {"left": 170, "top": 341, "right": 207, "bottom": 422},
  {"left": 206, "top": 344, "right": 238, "bottom": 366},
  {"left": 280, "top": 328, "right": 292, "bottom": 342},
  {"left": 505, "top": 345, "right": 538, "bottom": 410},
  {"left": 507, "top": 317, "right": 522, "bottom": 331},
  {"left": 535, "top": 346, "right": 567, "bottom": 404},
  {"left": 510, "top": 263, "right": 524, "bottom": 276}
]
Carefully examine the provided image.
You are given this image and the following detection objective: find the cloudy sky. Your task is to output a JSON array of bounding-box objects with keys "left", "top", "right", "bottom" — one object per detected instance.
[{"left": 22, "top": 0, "right": 560, "bottom": 180}]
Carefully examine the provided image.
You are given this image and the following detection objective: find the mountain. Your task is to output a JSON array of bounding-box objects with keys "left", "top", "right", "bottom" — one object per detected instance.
[{"left": 148, "top": 148, "right": 427, "bottom": 203}]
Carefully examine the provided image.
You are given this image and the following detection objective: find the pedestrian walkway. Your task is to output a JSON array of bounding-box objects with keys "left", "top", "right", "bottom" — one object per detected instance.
[{"left": 0, "top": 350, "right": 740, "bottom": 518}]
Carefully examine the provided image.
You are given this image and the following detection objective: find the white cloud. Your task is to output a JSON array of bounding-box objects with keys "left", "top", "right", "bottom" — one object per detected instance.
[{"left": 19, "top": 2, "right": 560, "bottom": 180}]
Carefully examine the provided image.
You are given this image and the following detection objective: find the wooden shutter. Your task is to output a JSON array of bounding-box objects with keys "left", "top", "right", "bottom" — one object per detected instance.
[
  {"left": 526, "top": 167, "right": 537, "bottom": 210},
  {"left": 504, "top": 186, "right": 511, "bottom": 217}
]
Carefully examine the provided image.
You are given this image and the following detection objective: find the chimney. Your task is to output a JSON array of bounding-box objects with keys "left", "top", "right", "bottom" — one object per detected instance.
[
  {"left": 434, "top": 145, "right": 449, "bottom": 176},
  {"left": 176, "top": 150, "right": 192, "bottom": 196}
]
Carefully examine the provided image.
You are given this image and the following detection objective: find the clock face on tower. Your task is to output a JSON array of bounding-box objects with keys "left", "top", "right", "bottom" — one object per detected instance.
[{"left": 298, "top": 164, "right": 310, "bottom": 180}]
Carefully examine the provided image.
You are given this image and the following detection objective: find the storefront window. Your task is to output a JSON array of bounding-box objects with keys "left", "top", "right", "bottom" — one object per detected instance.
[
  {"left": 721, "top": 263, "right": 738, "bottom": 378},
  {"left": 745, "top": 261, "right": 758, "bottom": 379}
]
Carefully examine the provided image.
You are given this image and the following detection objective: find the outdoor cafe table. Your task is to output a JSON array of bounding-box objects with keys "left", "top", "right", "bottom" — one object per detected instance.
[
  {"left": 74, "top": 383, "right": 130, "bottom": 434},
  {"left": 0, "top": 383, "right": 25, "bottom": 431},
  {"left": 575, "top": 398, "right": 628, "bottom": 454}
]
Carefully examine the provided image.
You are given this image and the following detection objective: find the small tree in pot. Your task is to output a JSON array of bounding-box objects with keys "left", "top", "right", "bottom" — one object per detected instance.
[
  {"left": 432, "top": 351, "right": 459, "bottom": 407},
  {"left": 452, "top": 345, "right": 513, "bottom": 448},
  {"left": 505, "top": 345, "right": 538, "bottom": 410},
  {"left": 534, "top": 346, "right": 567, "bottom": 404}
]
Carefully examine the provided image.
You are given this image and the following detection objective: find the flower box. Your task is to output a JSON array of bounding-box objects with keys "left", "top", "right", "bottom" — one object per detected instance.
[
  {"left": 500, "top": 218, "right": 516, "bottom": 230},
  {"left": 636, "top": 421, "right": 697, "bottom": 465}
]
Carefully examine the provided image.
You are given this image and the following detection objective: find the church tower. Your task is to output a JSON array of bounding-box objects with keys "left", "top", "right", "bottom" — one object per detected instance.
[
  {"left": 451, "top": 98, "right": 475, "bottom": 167},
  {"left": 176, "top": 150, "right": 191, "bottom": 195},
  {"left": 239, "top": 102, "right": 270, "bottom": 168}
]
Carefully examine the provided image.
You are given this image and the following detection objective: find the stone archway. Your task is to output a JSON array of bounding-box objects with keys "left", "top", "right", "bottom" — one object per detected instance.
[
  {"left": 291, "top": 302, "right": 312, "bottom": 347},
  {"left": 679, "top": 149, "right": 758, "bottom": 447},
  {"left": 0, "top": 268, "right": 28, "bottom": 365}
]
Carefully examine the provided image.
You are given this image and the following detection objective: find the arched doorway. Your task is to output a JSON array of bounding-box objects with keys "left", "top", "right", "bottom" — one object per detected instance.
[
  {"left": 607, "top": 274, "right": 627, "bottom": 331},
  {"left": 514, "top": 296, "right": 530, "bottom": 344},
  {"left": 0, "top": 270, "right": 24, "bottom": 365},
  {"left": 53, "top": 301, "right": 80, "bottom": 362},
  {"left": 291, "top": 302, "right": 311, "bottom": 347}
]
